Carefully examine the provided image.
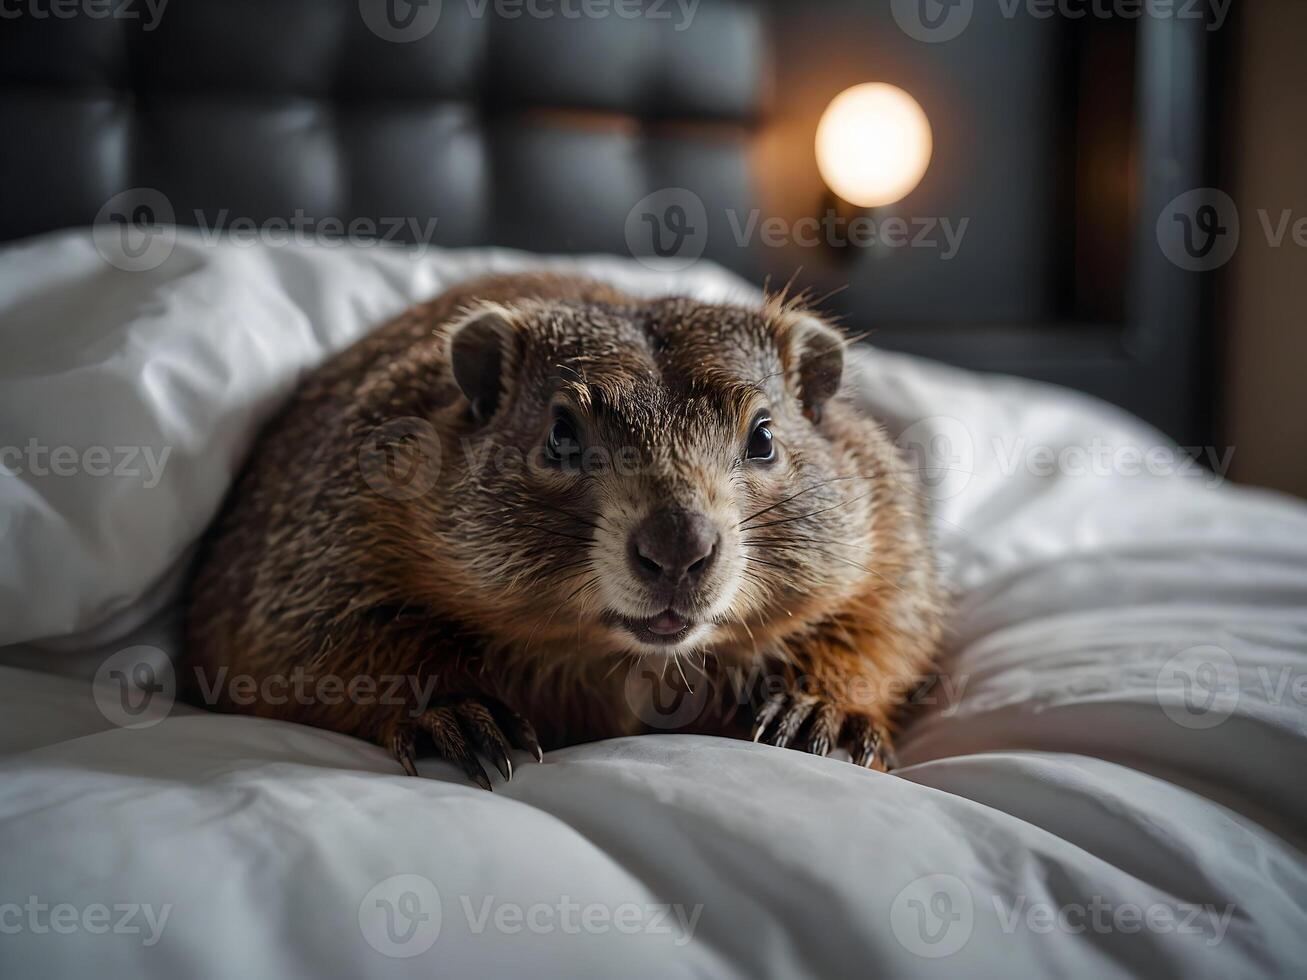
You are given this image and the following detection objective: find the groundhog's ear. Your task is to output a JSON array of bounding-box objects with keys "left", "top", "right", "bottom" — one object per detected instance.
[
  {"left": 448, "top": 306, "right": 521, "bottom": 422},
  {"left": 782, "top": 312, "right": 845, "bottom": 422}
]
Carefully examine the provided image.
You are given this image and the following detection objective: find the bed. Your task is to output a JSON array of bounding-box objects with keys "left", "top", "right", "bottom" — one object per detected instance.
[
  {"left": 1, "top": 231, "right": 1305, "bottom": 978},
  {"left": 3, "top": 2, "right": 1304, "bottom": 978}
]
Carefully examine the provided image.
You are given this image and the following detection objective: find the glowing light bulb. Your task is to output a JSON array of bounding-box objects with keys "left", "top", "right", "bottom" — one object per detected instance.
[{"left": 815, "top": 83, "right": 933, "bottom": 208}]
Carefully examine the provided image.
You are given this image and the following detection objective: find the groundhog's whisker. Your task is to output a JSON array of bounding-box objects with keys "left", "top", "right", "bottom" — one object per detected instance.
[
  {"left": 739, "top": 488, "right": 877, "bottom": 534},
  {"left": 743, "top": 533, "right": 876, "bottom": 555},
  {"left": 671, "top": 652, "right": 693, "bottom": 692},
  {"left": 737, "top": 482, "right": 834, "bottom": 527},
  {"left": 745, "top": 539, "right": 913, "bottom": 599},
  {"left": 741, "top": 555, "right": 795, "bottom": 573},
  {"left": 521, "top": 568, "right": 600, "bottom": 654},
  {"left": 498, "top": 506, "right": 604, "bottom": 533},
  {"left": 732, "top": 616, "right": 761, "bottom": 659},
  {"left": 603, "top": 651, "right": 638, "bottom": 681},
  {"left": 525, "top": 543, "right": 596, "bottom": 557},
  {"left": 798, "top": 550, "right": 877, "bottom": 577},
  {"left": 503, "top": 520, "right": 594, "bottom": 544},
  {"left": 484, "top": 490, "right": 605, "bottom": 533},
  {"left": 539, "top": 559, "right": 598, "bottom": 580},
  {"left": 560, "top": 575, "right": 602, "bottom": 606},
  {"left": 737, "top": 473, "right": 881, "bottom": 528}
]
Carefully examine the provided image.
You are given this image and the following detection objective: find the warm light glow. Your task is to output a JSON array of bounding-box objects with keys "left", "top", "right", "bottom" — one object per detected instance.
[{"left": 815, "top": 83, "right": 933, "bottom": 208}]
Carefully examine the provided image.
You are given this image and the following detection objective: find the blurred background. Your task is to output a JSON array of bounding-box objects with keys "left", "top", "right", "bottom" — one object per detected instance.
[
  {"left": 0, "top": 0, "right": 1301, "bottom": 496},
  {"left": 1221, "top": 0, "right": 1307, "bottom": 500}
]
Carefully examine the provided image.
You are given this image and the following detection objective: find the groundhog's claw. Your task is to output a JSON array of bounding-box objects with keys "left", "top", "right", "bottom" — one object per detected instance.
[
  {"left": 388, "top": 726, "right": 420, "bottom": 778},
  {"left": 451, "top": 700, "right": 515, "bottom": 780},
  {"left": 752, "top": 693, "right": 897, "bottom": 771},
  {"left": 416, "top": 705, "right": 494, "bottom": 790},
  {"left": 841, "top": 714, "right": 898, "bottom": 770},
  {"left": 490, "top": 702, "right": 544, "bottom": 764},
  {"left": 386, "top": 697, "right": 543, "bottom": 788}
]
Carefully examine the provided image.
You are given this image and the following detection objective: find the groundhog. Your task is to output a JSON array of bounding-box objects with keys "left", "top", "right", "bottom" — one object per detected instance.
[{"left": 185, "top": 273, "right": 944, "bottom": 787}]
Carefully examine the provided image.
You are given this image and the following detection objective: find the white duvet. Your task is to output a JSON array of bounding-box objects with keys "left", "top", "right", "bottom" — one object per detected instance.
[{"left": 1, "top": 230, "right": 1305, "bottom": 979}]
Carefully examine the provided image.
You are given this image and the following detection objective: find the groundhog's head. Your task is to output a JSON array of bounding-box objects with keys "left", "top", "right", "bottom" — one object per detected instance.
[{"left": 434, "top": 295, "right": 874, "bottom": 663}]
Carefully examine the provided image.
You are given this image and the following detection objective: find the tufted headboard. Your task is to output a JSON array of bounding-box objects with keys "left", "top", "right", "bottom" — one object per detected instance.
[
  {"left": 0, "top": 0, "right": 767, "bottom": 264},
  {"left": 0, "top": 0, "right": 1228, "bottom": 445}
]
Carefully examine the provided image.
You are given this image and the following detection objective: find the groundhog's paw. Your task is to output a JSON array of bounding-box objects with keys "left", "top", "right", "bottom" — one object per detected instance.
[
  {"left": 385, "top": 697, "right": 543, "bottom": 789},
  {"left": 751, "top": 693, "right": 898, "bottom": 771}
]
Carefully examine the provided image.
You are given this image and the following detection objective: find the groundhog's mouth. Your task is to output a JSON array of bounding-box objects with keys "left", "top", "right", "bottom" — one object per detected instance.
[{"left": 610, "top": 609, "right": 695, "bottom": 646}]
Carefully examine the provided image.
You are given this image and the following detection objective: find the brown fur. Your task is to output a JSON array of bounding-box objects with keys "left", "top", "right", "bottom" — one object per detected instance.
[{"left": 184, "top": 273, "right": 944, "bottom": 772}]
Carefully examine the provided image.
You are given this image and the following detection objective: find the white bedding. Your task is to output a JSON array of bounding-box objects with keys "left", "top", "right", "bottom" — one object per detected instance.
[{"left": 1, "top": 230, "right": 1305, "bottom": 978}]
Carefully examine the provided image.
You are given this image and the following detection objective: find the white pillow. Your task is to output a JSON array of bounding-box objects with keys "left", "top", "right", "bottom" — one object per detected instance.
[{"left": 0, "top": 230, "right": 759, "bottom": 649}]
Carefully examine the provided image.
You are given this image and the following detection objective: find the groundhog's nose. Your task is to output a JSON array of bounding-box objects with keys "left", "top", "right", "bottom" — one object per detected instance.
[{"left": 628, "top": 508, "right": 719, "bottom": 588}]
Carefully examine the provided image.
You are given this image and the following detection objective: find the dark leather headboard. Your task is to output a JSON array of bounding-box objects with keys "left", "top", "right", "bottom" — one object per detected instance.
[
  {"left": 0, "top": 0, "right": 1227, "bottom": 445},
  {"left": 0, "top": 0, "right": 766, "bottom": 270}
]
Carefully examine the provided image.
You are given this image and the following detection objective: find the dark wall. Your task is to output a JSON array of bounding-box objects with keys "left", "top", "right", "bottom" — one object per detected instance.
[{"left": 0, "top": 0, "right": 1227, "bottom": 445}]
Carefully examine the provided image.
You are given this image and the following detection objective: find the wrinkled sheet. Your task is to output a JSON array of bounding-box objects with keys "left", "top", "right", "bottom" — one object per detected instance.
[{"left": 1, "top": 231, "right": 1305, "bottom": 978}]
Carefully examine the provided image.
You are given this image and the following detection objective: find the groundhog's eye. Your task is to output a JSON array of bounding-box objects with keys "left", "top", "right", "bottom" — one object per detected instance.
[
  {"left": 545, "top": 410, "right": 582, "bottom": 463},
  {"left": 746, "top": 415, "right": 775, "bottom": 462}
]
